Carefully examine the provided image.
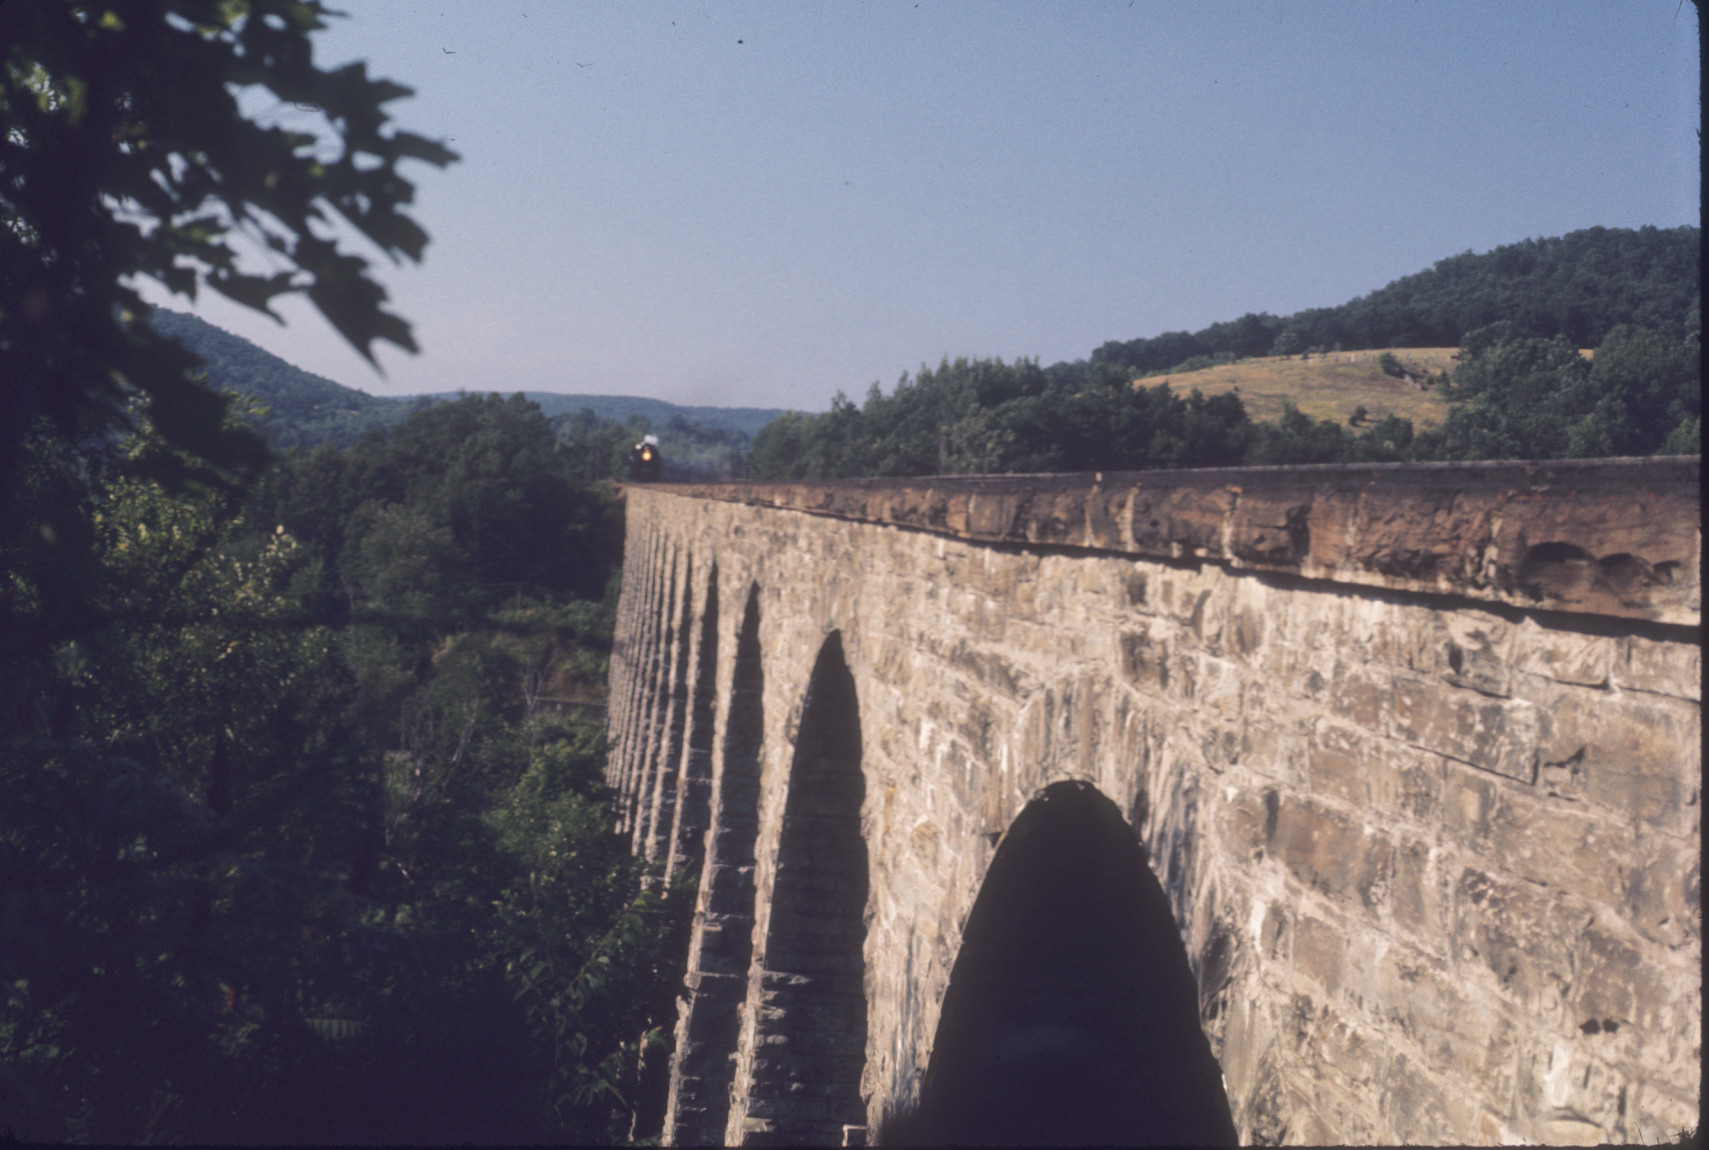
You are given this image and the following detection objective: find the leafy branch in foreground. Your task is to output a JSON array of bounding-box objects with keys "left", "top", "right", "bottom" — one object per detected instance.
[{"left": 1, "top": 0, "right": 456, "bottom": 510}]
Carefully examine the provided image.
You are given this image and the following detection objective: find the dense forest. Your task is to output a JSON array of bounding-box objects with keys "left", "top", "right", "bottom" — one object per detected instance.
[
  {"left": 3, "top": 395, "right": 693, "bottom": 1143},
  {"left": 749, "top": 226, "right": 1700, "bottom": 479}
]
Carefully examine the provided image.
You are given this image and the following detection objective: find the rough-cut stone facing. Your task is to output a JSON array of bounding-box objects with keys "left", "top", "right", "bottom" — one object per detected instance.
[
  {"left": 652, "top": 457, "right": 1699, "bottom": 623},
  {"left": 610, "top": 460, "right": 1700, "bottom": 1146}
]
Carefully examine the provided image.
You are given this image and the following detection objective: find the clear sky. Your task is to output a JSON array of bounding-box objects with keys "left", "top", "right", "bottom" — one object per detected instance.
[{"left": 143, "top": 0, "right": 1701, "bottom": 412}]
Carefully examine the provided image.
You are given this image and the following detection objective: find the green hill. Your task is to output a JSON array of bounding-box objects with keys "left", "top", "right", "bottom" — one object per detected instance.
[
  {"left": 1085, "top": 225, "right": 1699, "bottom": 377},
  {"left": 146, "top": 309, "right": 405, "bottom": 447},
  {"left": 749, "top": 225, "right": 1700, "bottom": 479},
  {"left": 146, "top": 309, "right": 789, "bottom": 447}
]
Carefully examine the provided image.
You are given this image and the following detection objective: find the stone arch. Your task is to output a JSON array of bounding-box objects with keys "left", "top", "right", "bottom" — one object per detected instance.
[
  {"left": 642, "top": 556, "right": 697, "bottom": 861},
  {"left": 890, "top": 780, "right": 1235, "bottom": 1147},
  {"left": 630, "top": 549, "right": 683, "bottom": 851},
  {"left": 664, "top": 582, "right": 766, "bottom": 1145},
  {"left": 634, "top": 563, "right": 726, "bottom": 1142},
  {"left": 608, "top": 530, "right": 667, "bottom": 827},
  {"left": 666, "top": 562, "right": 719, "bottom": 886},
  {"left": 734, "top": 630, "right": 869, "bottom": 1146}
]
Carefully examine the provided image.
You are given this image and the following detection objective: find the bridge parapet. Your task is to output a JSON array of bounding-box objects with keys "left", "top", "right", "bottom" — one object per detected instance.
[{"left": 650, "top": 456, "right": 1699, "bottom": 625}]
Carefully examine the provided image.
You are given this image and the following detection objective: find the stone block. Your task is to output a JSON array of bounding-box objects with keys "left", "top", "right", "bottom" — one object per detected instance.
[
  {"left": 1172, "top": 584, "right": 1221, "bottom": 646},
  {"left": 1257, "top": 897, "right": 1291, "bottom": 963},
  {"left": 1430, "top": 1009, "right": 1520, "bottom": 1121},
  {"left": 1535, "top": 684, "right": 1700, "bottom": 836},
  {"left": 1238, "top": 718, "right": 1293, "bottom": 780},
  {"left": 945, "top": 642, "right": 1022, "bottom": 700},
  {"left": 1621, "top": 832, "right": 1700, "bottom": 949},
  {"left": 1451, "top": 866, "right": 1579, "bottom": 1012},
  {"left": 1117, "top": 626, "right": 1170, "bottom": 696},
  {"left": 1444, "top": 765, "right": 1635, "bottom": 908},
  {"left": 1197, "top": 655, "right": 1245, "bottom": 718},
  {"left": 1615, "top": 633, "right": 1701, "bottom": 701},
  {"left": 1516, "top": 620, "right": 1617, "bottom": 687},
  {"left": 1229, "top": 604, "right": 1267, "bottom": 659},
  {"left": 1345, "top": 944, "right": 1476, "bottom": 1063},
  {"left": 1626, "top": 1081, "right": 1703, "bottom": 1147},
  {"left": 1392, "top": 674, "right": 1539, "bottom": 781},
  {"left": 1395, "top": 608, "right": 1517, "bottom": 696},
  {"left": 1363, "top": 740, "right": 1445, "bottom": 827},
  {"left": 1387, "top": 835, "right": 1448, "bottom": 946},
  {"left": 1292, "top": 913, "right": 1347, "bottom": 996},
  {"left": 1310, "top": 1007, "right": 1386, "bottom": 1091},
  {"left": 1227, "top": 484, "right": 1315, "bottom": 568},
  {"left": 1303, "top": 722, "right": 1365, "bottom": 806},
  {"left": 1269, "top": 797, "right": 1393, "bottom": 913},
  {"left": 1263, "top": 642, "right": 1330, "bottom": 705},
  {"left": 1216, "top": 787, "right": 1271, "bottom": 865},
  {"left": 1327, "top": 660, "right": 1390, "bottom": 733},
  {"left": 1513, "top": 1031, "right": 1638, "bottom": 1145},
  {"left": 1441, "top": 762, "right": 1501, "bottom": 845},
  {"left": 1536, "top": 1113, "right": 1609, "bottom": 1146},
  {"left": 1567, "top": 921, "right": 1695, "bottom": 1048},
  {"left": 1128, "top": 483, "right": 1234, "bottom": 558},
  {"left": 1380, "top": 1052, "right": 1457, "bottom": 1145}
]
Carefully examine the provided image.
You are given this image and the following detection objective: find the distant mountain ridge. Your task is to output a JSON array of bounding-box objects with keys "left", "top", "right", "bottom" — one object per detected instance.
[
  {"left": 416, "top": 391, "right": 788, "bottom": 437},
  {"left": 146, "top": 309, "right": 790, "bottom": 448}
]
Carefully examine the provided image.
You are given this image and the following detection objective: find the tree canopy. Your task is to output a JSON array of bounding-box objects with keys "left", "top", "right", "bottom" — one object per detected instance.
[
  {"left": 0, "top": 7, "right": 689, "bottom": 1142},
  {"left": 748, "top": 318, "right": 1700, "bottom": 481},
  {"left": 0, "top": 0, "right": 455, "bottom": 500}
]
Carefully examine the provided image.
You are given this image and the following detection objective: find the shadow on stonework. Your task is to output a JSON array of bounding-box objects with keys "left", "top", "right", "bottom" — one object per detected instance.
[
  {"left": 663, "top": 582, "right": 765, "bottom": 1146},
  {"left": 742, "top": 631, "right": 869, "bottom": 1146},
  {"left": 880, "top": 780, "right": 1236, "bottom": 1147}
]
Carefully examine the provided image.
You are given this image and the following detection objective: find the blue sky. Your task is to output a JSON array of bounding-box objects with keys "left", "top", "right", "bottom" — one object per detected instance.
[{"left": 145, "top": 0, "right": 1701, "bottom": 411}]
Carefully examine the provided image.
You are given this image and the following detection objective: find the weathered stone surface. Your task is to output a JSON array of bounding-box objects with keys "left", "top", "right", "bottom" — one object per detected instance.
[
  {"left": 1516, "top": 618, "right": 1617, "bottom": 687},
  {"left": 1392, "top": 675, "right": 1540, "bottom": 781},
  {"left": 1616, "top": 632, "right": 1702, "bottom": 700},
  {"left": 1534, "top": 683, "right": 1701, "bottom": 837},
  {"left": 654, "top": 457, "right": 1700, "bottom": 622},
  {"left": 611, "top": 460, "right": 1700, "bottom": 1147}
]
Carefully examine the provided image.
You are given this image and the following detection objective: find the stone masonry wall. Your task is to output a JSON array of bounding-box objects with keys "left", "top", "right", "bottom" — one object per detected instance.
[{"left": 607, "top": 459, "right": 1700, "bottom": 1146}]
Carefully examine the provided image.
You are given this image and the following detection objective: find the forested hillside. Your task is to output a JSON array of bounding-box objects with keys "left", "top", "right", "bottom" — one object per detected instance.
[
  {"left": 147, "top": 309, "right": 411, "bottom": 448},
  {"left": 149, "top": 309, "right": 786, "bottom": 452},
  {"left": 1084, "top": 225, "right": 1699, "bottom": 379},
  {"left": 750, "top": 227, "right": 1700, "bottom": 479}
]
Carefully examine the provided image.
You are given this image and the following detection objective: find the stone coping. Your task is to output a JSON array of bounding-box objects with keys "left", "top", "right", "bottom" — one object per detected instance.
[{"left": 632, "top": 457, "right": 1700, "bottom": 625}]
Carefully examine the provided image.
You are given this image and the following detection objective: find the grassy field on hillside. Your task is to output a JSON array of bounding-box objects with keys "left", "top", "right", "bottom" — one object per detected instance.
[{"left": 1145, "top": 348, "right": 1462, "bottom": 428}]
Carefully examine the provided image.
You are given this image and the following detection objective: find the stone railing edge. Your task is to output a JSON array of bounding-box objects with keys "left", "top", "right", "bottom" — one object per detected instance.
[{"left": 634, "top": 457, "right": 1701, "bottom": 625}]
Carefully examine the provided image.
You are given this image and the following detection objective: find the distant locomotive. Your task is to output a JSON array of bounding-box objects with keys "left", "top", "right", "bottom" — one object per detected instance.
[{"left": 628, "top": 435, "right": 663, "bottom": 482}]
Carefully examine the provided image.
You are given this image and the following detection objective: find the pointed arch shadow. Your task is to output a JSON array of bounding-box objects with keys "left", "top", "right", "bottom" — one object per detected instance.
[
  {"left": 744, "top": 630, "right": 869, "bottom": 1145},
  {"left": 887, "top": 780, "right": 1236, "bottom": 1147},
  {"left": 665, "top": 582, "right": 765, "bottom": 1145}
]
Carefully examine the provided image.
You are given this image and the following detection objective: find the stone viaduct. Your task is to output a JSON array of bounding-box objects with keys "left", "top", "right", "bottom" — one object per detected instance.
[{"left": 604, "top": 458, "right": 1700, "bottom": 1146}]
